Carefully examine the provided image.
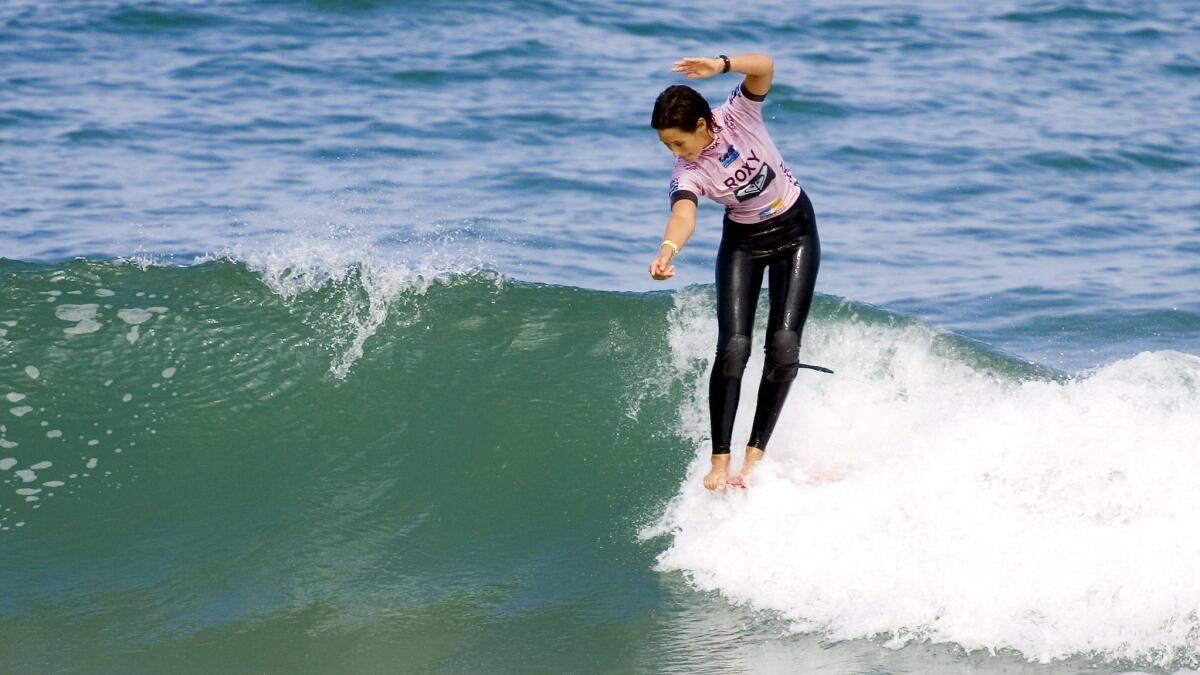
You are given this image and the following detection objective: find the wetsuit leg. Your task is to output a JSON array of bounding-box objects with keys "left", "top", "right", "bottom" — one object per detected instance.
[
  {"left": 709, "top": 244, "right": 766, "bottom": 455},
  {"left": 746, "top": 230, "right": 820, "bottom": 451}
]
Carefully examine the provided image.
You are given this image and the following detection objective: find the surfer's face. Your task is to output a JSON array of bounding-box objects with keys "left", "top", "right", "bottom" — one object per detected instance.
[{"left": 657, "top": 119, "right": 712, "bottom": 163}]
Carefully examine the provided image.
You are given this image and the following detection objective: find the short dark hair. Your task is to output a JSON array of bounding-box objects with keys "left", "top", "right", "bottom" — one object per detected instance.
[{"left": 651, "top": 85, "right": 715, "bottom": 133}]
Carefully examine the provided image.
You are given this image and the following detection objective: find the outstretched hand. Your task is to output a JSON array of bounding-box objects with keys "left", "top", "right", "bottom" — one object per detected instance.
[
  {"left": 649, "top": 252, "right": 676, "bottom": 280},
  {"left": 672, "top": 57, "right": 722, "bottom": 80}
]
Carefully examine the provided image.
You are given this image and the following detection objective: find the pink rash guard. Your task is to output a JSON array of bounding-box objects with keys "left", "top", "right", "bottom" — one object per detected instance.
[{"left": 668, "top": 83, "right": 803, "bottom": 224}]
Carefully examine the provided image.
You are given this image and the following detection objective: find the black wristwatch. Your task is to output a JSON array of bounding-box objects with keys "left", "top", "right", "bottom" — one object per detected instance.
[{"left": 718, "top": 54, "right": 731, "bottom": 74}]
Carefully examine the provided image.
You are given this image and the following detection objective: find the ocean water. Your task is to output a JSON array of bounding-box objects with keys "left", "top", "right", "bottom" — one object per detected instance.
[{"left": 1, "top": 1, "right": 1199, "bottom": 673}]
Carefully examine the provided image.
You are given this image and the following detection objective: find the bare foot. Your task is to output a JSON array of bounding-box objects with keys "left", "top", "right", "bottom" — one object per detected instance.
[
  {"left": 733, "top": 446, "right": 765, "bottom": 486},
  {"left": 704, "top": 454, "right": 730, "bottom": 490}
]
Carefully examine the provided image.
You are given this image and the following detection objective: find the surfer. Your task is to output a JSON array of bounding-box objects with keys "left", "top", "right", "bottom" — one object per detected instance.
[{"left": 648, "top": 54, "right": 820, "bottom": 491}]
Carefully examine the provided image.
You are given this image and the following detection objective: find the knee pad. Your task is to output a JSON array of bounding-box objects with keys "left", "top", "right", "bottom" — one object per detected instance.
[
  {"left": 765, "top": 329, "right": 800, "bottom": 382},
  {"left": 717, "top": 335, "right": 752, "bottom": 379}
]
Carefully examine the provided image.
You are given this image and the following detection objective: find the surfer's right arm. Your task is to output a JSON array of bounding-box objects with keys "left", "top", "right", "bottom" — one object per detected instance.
[{"left": 649, "top": 199, "right": 696, "bottom": 280}]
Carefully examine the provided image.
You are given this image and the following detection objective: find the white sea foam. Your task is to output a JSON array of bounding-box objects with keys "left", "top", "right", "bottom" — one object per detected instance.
[
  {"left": 644, "top": 288, "right": 1200, "bottom": 667},
  {"left": 117, "top": 308, "right": 153, "bottom": 325},
  {"left": 55, "top": 303, "right": 102, "bottom": 335},
  {"left": 55, "top": 303, "right": 95, "bottom": 321}
]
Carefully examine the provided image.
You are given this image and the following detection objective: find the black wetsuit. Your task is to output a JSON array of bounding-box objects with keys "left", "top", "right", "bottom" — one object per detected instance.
[{"left": 710, "top": 190, "right": 820, "bottom": 455}]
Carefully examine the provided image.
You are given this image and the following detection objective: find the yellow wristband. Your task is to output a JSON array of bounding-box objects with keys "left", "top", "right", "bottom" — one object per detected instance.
[{"left": 661, "top": 239, "right": 680, "bottom": 257}]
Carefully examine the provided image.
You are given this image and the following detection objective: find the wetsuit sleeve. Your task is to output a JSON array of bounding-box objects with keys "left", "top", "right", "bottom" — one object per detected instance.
[
  {"left": 722, "top": 82, "right": 767, "bottom": 127},
  {"left": 668, "top": 163, "right": 702, "bottom": 206}
]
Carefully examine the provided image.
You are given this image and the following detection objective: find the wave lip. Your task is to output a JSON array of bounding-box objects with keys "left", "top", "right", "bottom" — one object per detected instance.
[
  {"left": 648, "top": 287, "right": 1200, "bottom": 668},
  {"left": 216, "top": 227, "right": 495, "bottom": 379}
]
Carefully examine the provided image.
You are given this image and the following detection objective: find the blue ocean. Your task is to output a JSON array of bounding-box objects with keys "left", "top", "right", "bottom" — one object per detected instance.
[{"left": 2, "top": 1, "right": 1199, "bottom": 673}]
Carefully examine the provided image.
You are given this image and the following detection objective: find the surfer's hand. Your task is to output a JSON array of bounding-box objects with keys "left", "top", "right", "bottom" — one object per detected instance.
[
  {"left": 673, "top": 57, "right": 722, "bottom": 80},
  {"left": 649, "top": 253, "right": 675, "bottom": 280}
]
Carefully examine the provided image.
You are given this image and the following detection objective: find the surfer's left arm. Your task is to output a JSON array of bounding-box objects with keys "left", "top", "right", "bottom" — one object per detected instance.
[{"left": 672, "top": 53, "right": 774, "bottom": 96}]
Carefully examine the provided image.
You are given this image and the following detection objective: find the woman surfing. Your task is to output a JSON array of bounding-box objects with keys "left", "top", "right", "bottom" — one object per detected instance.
[{"left": 648, "top": 53, "right": 821, "bottom": 491}]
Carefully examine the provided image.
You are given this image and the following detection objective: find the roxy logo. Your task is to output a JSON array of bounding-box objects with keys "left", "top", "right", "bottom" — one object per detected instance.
[{"left": 733, "top": 163, "right": 776, "bottom": 202}]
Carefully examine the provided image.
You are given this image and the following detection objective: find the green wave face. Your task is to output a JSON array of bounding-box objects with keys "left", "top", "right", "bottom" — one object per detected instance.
[{"left": 0, "top": 258, "right": 702, "bottom": 672}]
